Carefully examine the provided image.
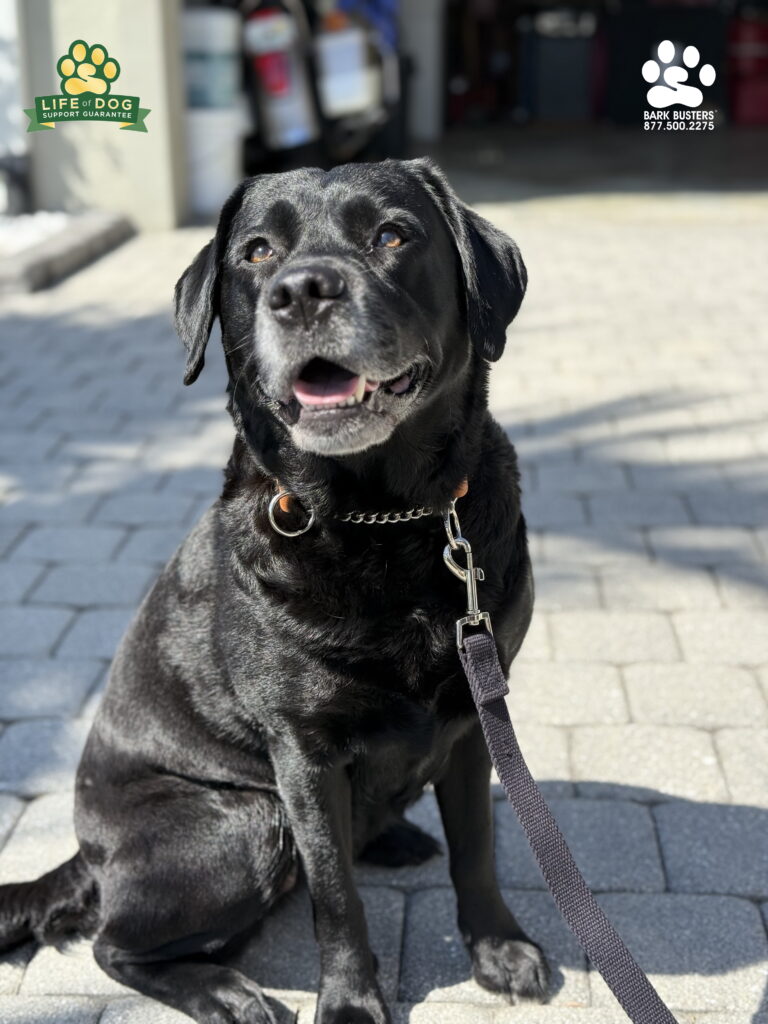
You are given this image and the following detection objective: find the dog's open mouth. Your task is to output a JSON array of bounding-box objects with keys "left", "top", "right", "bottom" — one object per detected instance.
[{"left": 292, "top": 358, "right": 419, "bottom": 412}]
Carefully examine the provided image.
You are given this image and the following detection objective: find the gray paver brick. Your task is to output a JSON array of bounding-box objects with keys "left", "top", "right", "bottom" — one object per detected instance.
[
  {"left": 392, "top": 1004, "right": 494, "bottom": 1023},
  {"left": 160, "top": 466, "right": 223, "bottom": 496},
  {"left": 56, "top": 608, "right": 134, "bottom": 659},
  {"left": 0, "top": 719, "right": 90, "bottom": 798},
  {"left": 0, "top": 525, "right": 24, "bottom": 558},
  {"left": 509, "top": 661, "right": 628, "bottom": 725},
  {"left": 673, "top": 612, "right": 768, "bottom": 665},
  {"left": 0, "top": 944, "right": 34, "bottom": 996},
  {"left": 515, "top": 613, "right": 550, "bottom": 661},
  {"left": 0, "top": 995, "right": 104, "bottom": 1022},
  {"left": 0, "top": 659, "right": 102, "bottom": 719},
  {"left": 10, "top": 527, "right": 126, "bottom": 564},
  {"left": 678, "top": 1016, "right": 768, "bottom": 1024},
  {"left": 493, "top": 1013, "right": 634, "bottom": 1024},
  {"left": 98, "top": 997, "right": 197, "bottom": 1024},
  {"left": 115, "top": 527, "right": 186, "bottom": 565},
  {"left": 529, "top": 564, "right": 600, "bottom": 610},
  {"left": 647, "top": 527, "right": 763, "bottom": 567},
  {"left": 549, "top": 611, "right": 680, "bottom": 663},
  {"left": 0, "top": 607, "right": 74, "bottom": 656},
  {"left": 21, "top": 942, "right": 129, "bottom": 998},
  {"left": 590, "top": 894, "right": 768, "bottom": 1011},
  {"left": 571, "top": 725, "right": 728, "bottom": 803},
  {"left": 0, "top": 495, "right": 101, "bottom": 527},
  {"left": 624, "top": 664, "right": 768, "bottom": 728},
  {"left": 535, "top": 459, "right": 627, "bottom": 493},
  {"left": 539, "top": 527, "right": 648, "bottom": 566},
  {"left": 0, "top": 563, "right": 45, "bottom": 603},
  {"left": 688, "top": 491, "right": 768, "bottom": 528},
  {"left": 0, "top": 794, "right": 24, "bottom": 847},
  {"left": 399, "top": 888, "right": 587, "bottom": 1006},
  {"left": 589, "top": 491, "right": 691, "bottom": 527},
  {"left": 715, "top": 729, "right": 768, "bottom": 808},
  {"left": 29, "top": 564, "right": 155, "bottom": 608},
  {"left": 520, "top": 492, "right": 586, "bottom": 528},
  {"left": 714, "top": 564, "right": 768, "bottom": 608},
  {"left": 495, "top": 798, "right": 664, "bottom": 892},
  {"left": 655, "top": 802, "right": 768, "bottom": 898},
  {"left": 600, "top": 564, "right": 722, "bottom": 611},
  {"left": 94, "top": 494, "right": 195, "bottom": 527},
  {"left": 495, "top": 722, "right": 572, "bottom": 798}
]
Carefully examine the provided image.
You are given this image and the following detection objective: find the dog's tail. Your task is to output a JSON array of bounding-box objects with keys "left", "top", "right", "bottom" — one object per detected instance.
[{"left": 0, "top": 852, "right": 98, "bottom": 951}]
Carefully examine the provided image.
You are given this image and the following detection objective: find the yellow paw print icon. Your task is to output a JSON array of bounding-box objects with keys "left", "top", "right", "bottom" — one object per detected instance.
[{"left": 57, "top": 40, "right": 120, "bottom": 97}]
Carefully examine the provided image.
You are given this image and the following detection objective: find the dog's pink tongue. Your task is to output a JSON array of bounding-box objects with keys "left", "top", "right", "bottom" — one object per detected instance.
[{"left": 293, "top": 369, "right": 362, "bottom": 407}]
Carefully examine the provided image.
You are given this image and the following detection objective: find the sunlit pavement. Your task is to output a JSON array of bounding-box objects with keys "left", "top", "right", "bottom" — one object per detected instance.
[{"left": 0, "top": 173, "right": 767, "bottom": 1022}]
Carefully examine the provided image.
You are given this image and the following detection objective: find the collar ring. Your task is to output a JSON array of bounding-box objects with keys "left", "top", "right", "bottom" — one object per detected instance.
[{"left": 268, "top": 492, "right": 316, "bottom": 537}]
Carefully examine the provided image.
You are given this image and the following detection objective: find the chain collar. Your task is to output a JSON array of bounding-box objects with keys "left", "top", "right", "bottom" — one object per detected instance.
[
  {"left": 334, "top": 505, "right": 434, "bottom": 525},
  {"left": 268, "top": 479, "right": 468, "bottom": 537}
]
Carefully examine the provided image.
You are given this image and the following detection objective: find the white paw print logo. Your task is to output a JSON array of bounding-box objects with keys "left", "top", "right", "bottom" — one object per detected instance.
[{"left": 642, "top": 40, "right": 716, "bottom": 109}]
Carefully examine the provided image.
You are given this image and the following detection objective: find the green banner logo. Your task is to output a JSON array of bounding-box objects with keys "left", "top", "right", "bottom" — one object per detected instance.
[{"left": 24, "top": 39, "right": 150, "bottom": 133}]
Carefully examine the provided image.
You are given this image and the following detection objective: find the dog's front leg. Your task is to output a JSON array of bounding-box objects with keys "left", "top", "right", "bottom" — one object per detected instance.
[
  {"left": 272, "top": 738, "right": 390, "bottom": 1024},
  {"left": 435, "top": 719, "right": 550, "bottom": 1003}
]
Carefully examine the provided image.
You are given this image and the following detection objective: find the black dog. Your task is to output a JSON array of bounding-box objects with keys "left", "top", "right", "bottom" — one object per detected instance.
[{"left": 0, "top": 159, "right": 548, "bottom": 1022}]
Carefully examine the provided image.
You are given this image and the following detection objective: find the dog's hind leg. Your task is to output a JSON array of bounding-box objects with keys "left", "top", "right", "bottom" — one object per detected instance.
[
  {"left": 0, "top": 853, "right": 98, "bottom": 952},
  {"left": 88, "top": 787, "right": 297, "bottom": 1024}
]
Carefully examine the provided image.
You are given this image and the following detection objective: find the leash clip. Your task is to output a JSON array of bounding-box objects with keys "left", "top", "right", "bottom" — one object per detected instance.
[{"left": 443, "top": 503, "right": 493, "bottom": 651}]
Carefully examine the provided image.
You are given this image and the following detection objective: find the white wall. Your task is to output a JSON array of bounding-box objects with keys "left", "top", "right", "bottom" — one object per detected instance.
[
  {"left": 0, "top": 0, "right": 24, "bottom": 157},
  {"left": 17, "top": 0, "right": 188, "bottom": 229},
  {"left": 400, "top": 0, "right": 445, "bottom": 143}
]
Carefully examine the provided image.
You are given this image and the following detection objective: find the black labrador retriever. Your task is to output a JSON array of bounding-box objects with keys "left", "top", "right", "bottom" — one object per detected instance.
[{"left": 0, "top": 159, "right": 549, "bottom": 1022}]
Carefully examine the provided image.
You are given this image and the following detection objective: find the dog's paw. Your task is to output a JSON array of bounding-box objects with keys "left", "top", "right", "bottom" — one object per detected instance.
[
  {"left": 470, "top": 935, "right": 550, "bottom": 1003},
  {"left": 359, "top": 820, "right": 442, "bottom": 868}
]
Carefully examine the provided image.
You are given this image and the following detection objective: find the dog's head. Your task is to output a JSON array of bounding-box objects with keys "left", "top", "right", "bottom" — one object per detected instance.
[{"left": 175, "top": 159, "right": 526, "bottom": 458}]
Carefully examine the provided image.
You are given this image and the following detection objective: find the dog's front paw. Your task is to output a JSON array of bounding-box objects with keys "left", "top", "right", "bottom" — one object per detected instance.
[
  {"left": 470, "top": 935, "right": 550, "bottom": 1003},
  {"left": 315, "top": 986, "right": 391, "bottom": 1024}
]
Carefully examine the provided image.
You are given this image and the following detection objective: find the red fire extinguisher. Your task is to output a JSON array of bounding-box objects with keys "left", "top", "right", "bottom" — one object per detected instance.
[{"left": 243, "top": 1, "right": 320, "bottom": 151}]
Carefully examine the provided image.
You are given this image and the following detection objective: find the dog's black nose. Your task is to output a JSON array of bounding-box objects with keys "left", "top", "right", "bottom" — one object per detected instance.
[{"left": 268, "top": 264, "right": 346, "bottom": 325}]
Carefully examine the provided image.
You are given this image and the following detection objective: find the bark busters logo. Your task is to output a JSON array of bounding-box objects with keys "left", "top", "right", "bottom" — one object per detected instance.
[
  {"left": 24, "top": 40, "right": 150, "bottom": 133},
  {"left": 643, "top": 40, "right": 718, "bottom": 131}
]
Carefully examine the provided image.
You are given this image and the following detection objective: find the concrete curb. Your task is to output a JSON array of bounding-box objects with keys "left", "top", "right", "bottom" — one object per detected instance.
[{"left": 0, "top": 211, "right": 134, "bottom": 294}]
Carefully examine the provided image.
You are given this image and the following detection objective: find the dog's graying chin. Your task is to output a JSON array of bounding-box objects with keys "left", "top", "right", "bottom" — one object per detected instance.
[{"left": 175, "top": 157, "right": 526, "bottom": 471}]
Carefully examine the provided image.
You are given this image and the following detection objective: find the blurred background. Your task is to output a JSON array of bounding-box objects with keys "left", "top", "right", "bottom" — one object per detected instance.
[{"left": 0, "top": 0, "right": 766, "bottom": 240}]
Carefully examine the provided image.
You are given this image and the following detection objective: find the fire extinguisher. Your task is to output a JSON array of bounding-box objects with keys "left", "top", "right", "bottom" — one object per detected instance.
[{"left": 243, "top": 0, "right": 321, "bottom": 151}]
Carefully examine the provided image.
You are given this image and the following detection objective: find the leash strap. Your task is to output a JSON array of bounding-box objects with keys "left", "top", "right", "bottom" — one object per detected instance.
[{"left": 459, "top": 630, "right": 678, "bottom": 1023}]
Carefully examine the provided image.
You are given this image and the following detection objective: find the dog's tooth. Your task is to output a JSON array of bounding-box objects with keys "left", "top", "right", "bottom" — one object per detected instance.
[{"left": 353, "top": 375, "right": 366, "bottom": 403}]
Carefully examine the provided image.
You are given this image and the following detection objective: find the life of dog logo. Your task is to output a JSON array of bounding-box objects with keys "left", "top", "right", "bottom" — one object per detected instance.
[
  {"left": 642, "top": 39, "right": 716, "bottom": 108},
  {"left": 24, "top": 40, "right": 150, "bottom": 133}
]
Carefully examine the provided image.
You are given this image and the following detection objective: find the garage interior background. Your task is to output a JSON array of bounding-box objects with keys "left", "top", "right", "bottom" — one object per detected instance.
[{"left": 0, "top": 0, "right": 766, "bottom": 233}]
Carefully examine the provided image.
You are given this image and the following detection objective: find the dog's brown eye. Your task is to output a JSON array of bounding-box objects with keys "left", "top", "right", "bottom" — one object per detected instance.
[
  {"left": 375, "top": 227, "right": 403, "bottom": 249},
  {"left": 248, "top": 239, "right": 273, "bottom": 263}
]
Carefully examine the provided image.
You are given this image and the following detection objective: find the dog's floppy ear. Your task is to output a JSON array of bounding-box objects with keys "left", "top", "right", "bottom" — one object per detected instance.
[
  {"left": 175, "top": 240, "right": 218, "bottom": 385},
  {"left": 174, "top": 180, "right": 249, "bottom": 385},
  {"left": 407, "top": 158, "right": 527, "bottom": 362}
]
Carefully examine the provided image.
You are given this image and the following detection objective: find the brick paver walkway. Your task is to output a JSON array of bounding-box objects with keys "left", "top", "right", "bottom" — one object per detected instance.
[{"left": 0, "top": 181, "right": 767, "bottom": 1023}]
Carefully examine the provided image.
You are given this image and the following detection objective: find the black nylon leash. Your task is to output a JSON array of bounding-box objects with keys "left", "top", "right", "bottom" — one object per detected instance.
[
  {"left": 441, "top": 503, "right": 678, "bottom": 1023},
  {"left": 459, "top": 631, "right": 678, "bottom": 1022}
]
